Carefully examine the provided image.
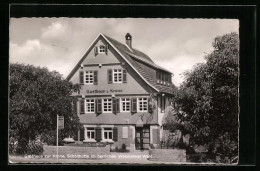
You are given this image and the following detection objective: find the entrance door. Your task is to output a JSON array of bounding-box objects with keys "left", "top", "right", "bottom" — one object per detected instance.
[{"left": 135, "top": 126, "right": 150, "bottom": 150}]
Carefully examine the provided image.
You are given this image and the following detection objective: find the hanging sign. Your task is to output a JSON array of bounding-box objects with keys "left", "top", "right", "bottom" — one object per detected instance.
[{"left": 58, "top": 116, "right": 64, "bottom": 129}]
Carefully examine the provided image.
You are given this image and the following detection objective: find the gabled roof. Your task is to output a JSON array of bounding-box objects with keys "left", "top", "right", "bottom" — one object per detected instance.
[{"left": 66, "top": 33, "right": 176, "bottom": 94}]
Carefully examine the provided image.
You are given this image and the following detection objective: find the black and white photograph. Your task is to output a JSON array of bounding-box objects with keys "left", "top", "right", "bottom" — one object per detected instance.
[{"left": 9, "top": 17, "right": 240, "bottom": 164}]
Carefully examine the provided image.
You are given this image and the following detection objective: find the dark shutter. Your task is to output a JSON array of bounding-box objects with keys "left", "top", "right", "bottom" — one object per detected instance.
[
  {"left": 131, "top": 98, "right": 137, "bottom": 113},
  {"left": 94, "top": 46, "right": 98, "bottom": 56},
  {"left": 73, "top": 100, "right": 77, "bottom": 113},
  {"left": 80, "top": 128, "right": 85, "bottom": 141},
  {"left": 123, "top": 69, "right": 127, "bottom": 83},
  {"left": 148, "top": 102, "right": 153, "bottom": 114},
  {"left": 116, "top": 98, "right": 120, "bottom": 113},
  {"left": 108, "top": 69, "right": 112, "bottom": 84},
  {"left": 95, "top": 127, "right": 102, "bottom": 142},
  {"left": 105, "top": 45, "right": 108, "bottom": 55},
  {"left": 96, "top": 99, "right": 102, "bottom": 114},
  {"left": 75, "top": 129, "right": 79, "bottom": 141},
  {"left": 112, "top": 98, "right": 120, "bottom": 114},
  {"left": 79, "top": 71, "right": 84, "bottom": 84},
  {"left": 94, "top": 70, "right": 98, "bottom": 85},
  {"left": 112, "top": 127, "right": 118, "bottom": 142},
  {"left": 80, "top": 99, "right": 85, "bottom": 114}
]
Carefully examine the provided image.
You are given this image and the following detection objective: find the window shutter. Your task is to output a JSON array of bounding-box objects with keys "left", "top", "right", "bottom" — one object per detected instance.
[
  {"left": 96, "top": 99, "right": 102, "bottom": 114},
  {"left": 94, "top": 46, "right": 98, "bottom": 56},
  {"left": 73, "top": 100, "right": 77, "bottom": 114},
  {"left": 148, "top": 101, "right": 153, "bottom": 114},
  {"left": 105, "top": 45, "right": 108, "bottom": 55},
  {"left": 112, "top": 98, "right": 120, "bottom": 114},
  {"left": 108, "top": 69, "right": 112, "bottom": 84},
  {"left": 112, "top": 127, "right": 118, "bottom": 142},
  {"left": 95, "top": 127, "right": 102, "bottom": 142},
  {"left": 116, "top": 98, "right": 120, "bottom": 113},
  {"left": 94, "top": 70, "right": 98, "bottom": 85},
  {"left": 123, "top": 69, "right": 127, "bottom": 83},
  {"left": 131, "top": 98, "right": 137, "bottom": 113},
  {"left": 80, "top": 128, "right": 85, "bottom": 141},
  {"left": 79, "top": 71, "right": 84, "bottom": 85},
  {"left": 80, "top": 99, "right": 85, "bottom": 114}
]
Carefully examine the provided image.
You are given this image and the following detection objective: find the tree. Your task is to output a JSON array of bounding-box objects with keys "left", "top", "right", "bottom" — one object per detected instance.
[
  {"left": 9, "top": 63, "right": 80, "bottom": 154},
  {"left": 170, "top": 33, "right": 239, "bottom": 162}
]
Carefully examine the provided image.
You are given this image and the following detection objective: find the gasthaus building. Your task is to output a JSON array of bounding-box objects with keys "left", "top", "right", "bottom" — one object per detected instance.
[{"left": 67, "top": 33, "right": 175, "bottom": 150}]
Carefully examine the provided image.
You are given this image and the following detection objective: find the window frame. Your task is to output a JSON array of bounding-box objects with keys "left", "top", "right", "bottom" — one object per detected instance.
[
  {"left": 85, "top": 127, "right": 95, "bottom": 140},
  {"left": 85, "top": 70, "right": 94, "bottom": 84},
  {"left": 113, "top": 69, "right": 123, "bottom": 83},
  {"left": 102, "top": 98, "right": 112, "bottom": 113},
  {"left": 137, "top": 97, "right": 148, "bottom": 112},
  {"left": 121, "top": 98, "right": 131, "bottom": 112},
  {"left": 85, "top": 99, "right": 95, "bottom": 113},
  {"left": 103, "top": 127, "right": 113, "bottom": 140},
  {"left": 98, "top": 45, "right": 106, "bottom": 53}
]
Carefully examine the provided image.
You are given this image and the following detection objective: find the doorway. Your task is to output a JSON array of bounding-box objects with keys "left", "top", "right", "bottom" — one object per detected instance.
[{"left": 135, "top": 126, "right": 150, "bottom": 150}]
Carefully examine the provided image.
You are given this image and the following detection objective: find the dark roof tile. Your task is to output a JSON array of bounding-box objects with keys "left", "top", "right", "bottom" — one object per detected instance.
[{"left": 104, "top": 34, "right": 176, "bottom": 94}]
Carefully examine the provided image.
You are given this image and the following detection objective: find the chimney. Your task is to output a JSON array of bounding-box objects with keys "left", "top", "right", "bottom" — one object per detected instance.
[{"left": 125, "top": 33, "right": 132, "bottom": 49}]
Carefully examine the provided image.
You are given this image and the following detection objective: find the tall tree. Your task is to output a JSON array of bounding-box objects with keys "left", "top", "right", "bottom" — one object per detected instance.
[
  {"left": 9, "top": 63, "right": 80, "bottom": 153},
  {"left": 169, "top": 33, "right": 239, "bottom": 162}
]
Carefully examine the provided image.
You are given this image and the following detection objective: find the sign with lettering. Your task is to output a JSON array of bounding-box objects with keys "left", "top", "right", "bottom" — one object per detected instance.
[
  {"left": 86, "top": 89, "right": 123, "bottom": 94},
  {"left": 58, "top": 116, "right": 64, "bottom": 129}
]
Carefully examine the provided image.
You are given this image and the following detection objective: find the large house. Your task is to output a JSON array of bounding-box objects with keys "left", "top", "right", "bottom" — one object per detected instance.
[{"left": 66, "top": 33, "right": 175, "bottom": 150}]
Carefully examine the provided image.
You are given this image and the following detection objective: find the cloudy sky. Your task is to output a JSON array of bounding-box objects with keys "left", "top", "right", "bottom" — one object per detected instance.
[{"left": 9, "top": 18, "right": 238, "bottom": 86}]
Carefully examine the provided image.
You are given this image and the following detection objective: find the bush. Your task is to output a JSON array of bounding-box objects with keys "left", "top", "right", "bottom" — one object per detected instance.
[
  {"left": 26, "top": 140, "right": 44, "bottom": 155},
  {"left": 9, "top": 138, "right": 43, "bottom": 155},
  {"left": 40, "top": 131, "right": 64, "bottom": 146},
  {"left": 9, "top": 137, "right": 18, "bottom": 155}
]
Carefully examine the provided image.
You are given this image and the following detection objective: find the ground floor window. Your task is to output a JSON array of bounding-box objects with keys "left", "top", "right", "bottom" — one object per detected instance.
[
  {"left": 85, "top": 127, "right": 95, "bottom": 139},
  {"left": 103, "top": 128, "right": 113, "bottom": 140}
]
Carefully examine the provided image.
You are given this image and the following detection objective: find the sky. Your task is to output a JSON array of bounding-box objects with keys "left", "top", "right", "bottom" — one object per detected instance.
[{"left": 9, "top": 18, "right": 239, "bottom": 86}]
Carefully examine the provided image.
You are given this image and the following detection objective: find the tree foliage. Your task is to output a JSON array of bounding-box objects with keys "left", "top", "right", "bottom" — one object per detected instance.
[
  {"left": 167, "top": 33, "right": 239, "bottom": 162},
  {"left": 9, "top": 63, "right": 80, "bottom": 153}
]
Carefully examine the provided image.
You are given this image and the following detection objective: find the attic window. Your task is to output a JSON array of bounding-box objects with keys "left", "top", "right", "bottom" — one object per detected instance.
[{"left": 99, "top": 45, "right": 106, "bottom": 53}]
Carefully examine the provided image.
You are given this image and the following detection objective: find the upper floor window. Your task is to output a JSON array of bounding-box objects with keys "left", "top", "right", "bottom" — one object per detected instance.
[
  {"left": 138, "top": 97, "right": 148, "bottom": 112},
  {"left": 121, "top": 98, "right": 130, "bottom": 112},
  {"left": 113, "top": 69, "right": 123, "bottom": 83},
  {"left": 85, "top": 71, "right": 94, "bottom": 84},
  {"left": 79, "top": 70, "right": 98, "bottom": 85},
  {"left": 86, "top": 99, "right": 95, "bottom": 113},
  {"left": 103, "top": 98, "right": 112, "bottom": 113}
]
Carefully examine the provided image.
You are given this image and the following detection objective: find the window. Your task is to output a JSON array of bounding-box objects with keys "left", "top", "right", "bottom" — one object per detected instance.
[
  {"left": 85, "top": 71, "right": 94, "bottom": 84},
  {"left": 138, "top": 97, "right": 148, "bottom": 112},
  {"left": 121, "top": 98, "right": 130, "bottom": 112},
  {"left": 86, "top": 127, "right": 95, "bottom": 139},
  {"left": 122, "top": 127, "right": 128, "bottom": 139},
  {"left": 99, "top": 45, "right": 106, "bottom": 53},
  {"left": 103, "top": 98, "right": 112, "bottom": 113},
  {"left": 160, "top": 96, "right": 166, "bottom": 113},
  {"left": 86, "top": 99, "right": 95, "bottom": 113},
  {"left": 103, "top": 128, "right": 113, "bottom": 140},
  {"left": 113, "top": 69, "right": 122, "bottom": 83}
]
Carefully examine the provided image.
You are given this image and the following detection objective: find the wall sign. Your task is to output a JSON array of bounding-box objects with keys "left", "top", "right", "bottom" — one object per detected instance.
[{"left": 86, "top": 89, "right": 123, "bottom": 94}]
